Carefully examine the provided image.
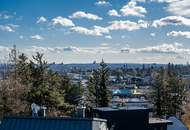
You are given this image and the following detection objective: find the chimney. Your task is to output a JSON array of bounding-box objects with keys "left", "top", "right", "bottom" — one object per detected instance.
[
  {"left": 76, "top": 106, "right": 86, "bottom": 118},
  {"left": 76, "top": 96, "right": 86, "bottom": 118},
  {"left": 38, "top": 106, "right": 47, "bottom": 117},
  {"left": 41, "top": 106, "right": 47, "bottom": 117}
]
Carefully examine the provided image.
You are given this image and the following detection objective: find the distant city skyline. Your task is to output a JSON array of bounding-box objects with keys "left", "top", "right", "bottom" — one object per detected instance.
[{"left": 0, "top": 0, "right": 190, "bottom": 64}]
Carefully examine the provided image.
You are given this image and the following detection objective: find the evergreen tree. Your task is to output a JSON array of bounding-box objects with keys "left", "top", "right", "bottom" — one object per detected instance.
[
  {"left": 151, "top": 70, "right": 164, "bottom": 117},
  {"left": 166, "top": 63, "right": 186, "bottom": 117},
  {"left": 98, "top": 60, "right": 110, "bottom": 107},
  {"left": 16, "top": 53, "right": 32, "bottom": 84},
  {"left": 87, "top": 60, "right": 111, "bottom": 107},
  {"left": 0, "top": 46, "right": 30, "bottom": 119},
  {"left": 151, "top": 64, "right": 186, "bottom": 117},
  {"left": 15, "top": 52, "right": 79, "bottom": 116},
  {"left": 87, "top": 70, "right": 99, "bottom": 107},
  {"left": 64, "top": 79, "right": 82, "bottom": 105},
  {"left": 26, "top": 53, "right": 66, "bottom": 108}
]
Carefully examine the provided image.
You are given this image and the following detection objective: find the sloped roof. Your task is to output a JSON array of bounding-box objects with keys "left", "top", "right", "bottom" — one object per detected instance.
[
  {"left": 0, "top": 116, "right": 106, "bottom": 130},
  {"left": 167, "top": 116, "right": 188, "bottom": 130},
  {"left": 112, "top": 89, "right": 131, "bottom": 96}
]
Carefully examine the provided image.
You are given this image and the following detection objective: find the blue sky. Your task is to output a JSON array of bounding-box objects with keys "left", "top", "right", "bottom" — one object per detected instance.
[{"left": 0, "top": 0, "right": 190, "bottom": 63}]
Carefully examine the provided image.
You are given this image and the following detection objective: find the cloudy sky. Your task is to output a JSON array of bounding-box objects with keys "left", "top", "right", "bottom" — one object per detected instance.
[{"left": 0, "top": 0, "right": 190, "bottom": 64}]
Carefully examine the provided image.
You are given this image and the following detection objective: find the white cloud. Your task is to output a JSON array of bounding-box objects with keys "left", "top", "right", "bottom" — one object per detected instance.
[
  {"left": 107, "top": 20, "right": 148, "bottom": 31},
  {"left": 52, "top": 16, "right": 75, "bottom": 27},
  {"left": 8, "top": 24, "right": 19, "bottom": 28},
  {"left": 136, "top": 43, "right": 185, "bottom": 54},
  {"left": 31, "top": 35, "right": 44, "bottom": 40},
  {"left": 0, "top": 46, "right": 10, "bottom": 52},
  {"left": 71, "top": 26, "right": 95, "bottom": 36},
  {"left": 0, "top": 45, "right": 115, "bottom": 63},
  {"left": 105, "top": 35, "right": 112, "bottom": 39},
  {"left": 167, "top": 31, "right": 190, "bottom": 39},
  {"left": 150, "top": 33, "right": 156, "bottom": 37},
  {"left": 138, "top": 19, "right": 149, "bottom": 28},
  {"left": 69, "top": 11, "right": 102, "bottom": 20},
  {"left": 152, "top": 0, "right": 190, "bottom": 17},
  {"left": 107, "top": 9, "right": 120, "bottom": 17},
  {"left": 121, "top": 35, "right": 126, "bottom": 39},
  {"left": 1, "top": 15, "right": 12, "bottom": 19},
  {"left": 167, "top": 0, "right": 190, "bottom": 17},
  {"left": 27, "top": 45, "right": 117, "bottom": 54},
  {"left": 0, "top": 46, "right": 11, "bottom": 61},
  {"left": 94, "top": 26, "right": 109, "bottom": 35},
  {"left": 0, "top": 12, "right": 12, "bottom": 20},
  {"left": 0, "top": 25, "right": 14, "bottom": 32},
  {"left": 100, "top": 43, "right": 109, "bottom": 46},
  {"left": 121, "top": 43, "right": 190, "bottom": 55},
  {"left": 0, "top": 43, "right": 190, "bottom": 63},
  {"left": 120, "top": 1, "right": 147, "bottom": 17},
  {"left": 152, "top": 0, "right": 176, "bottom": 2},
  {"left": 95, "top": 1, "right": 111, "bottom": 6},
  {"left": 133, "top": 0, "right": 147, "bottom": 2},
  {"left": 28, "top": 46, "right": 79, "bottom": 53},
  {"left": 70, "top": 25, "right": 109, "bottom": 36},
  {"left": 152, "top": 16, "right": 190, "bottom": 28},
  {"left": 19, "top": 35, "right": 24, "bottom": 39},
  {"left": 36, "top": 16, "right": 47, "bottom": 24},
  {"left": 0, "top": 24, "right": 19, "bottom": 32}
]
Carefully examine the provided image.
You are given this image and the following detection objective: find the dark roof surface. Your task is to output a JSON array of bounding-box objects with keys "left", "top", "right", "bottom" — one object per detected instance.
[
  {"left": 0, "top": 116, "right": 106, "bottom": 130},
  {"left": 94, "top": 106, "right": 152, "bottom": 112}
]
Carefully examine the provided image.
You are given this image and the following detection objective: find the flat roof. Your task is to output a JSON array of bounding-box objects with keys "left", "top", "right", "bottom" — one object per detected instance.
[
  {"left": 149, "top": 118, "right": 173, "bottom": 125},
  {"left": 3, "top": 116, "right": 107, "bottom": 122},
  {"left": 94, "top": 106, "right": 152, "bottom": 111}
]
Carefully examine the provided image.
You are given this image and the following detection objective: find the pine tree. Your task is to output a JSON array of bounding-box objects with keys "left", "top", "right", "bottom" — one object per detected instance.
[
  {"left": 27, "top": 53, "right": 65, "bottom": 108},
  {"left": 16, "top": 53, "right": 32, "bottom": 84},
  {"left": 0, "top": 46, "right": 29, "bottom": 119},
  {"left": 87, "top": 70, "right": 99, "bottom": 107},
  {"left": 87, "top": 60, "right": 111, "bottom": 107},
  {"left": 166, "top": 63, "right": 186, "bottom": 117},
  {"left": 151, "top": 64, "right": 186, "bottom": 118},
  {"left": 152, "top": 70, "right": 164, "bottom": 117},
  {"left": 1, "top": 50, "right": 83, "bottom": 117},
  {"left": 98, "top": 60, "right": 110, "bottom": 107}
]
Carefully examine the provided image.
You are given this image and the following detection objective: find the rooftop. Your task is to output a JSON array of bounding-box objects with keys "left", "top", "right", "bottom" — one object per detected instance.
[
  {"left": 167, "top": 116, "right": 188, "bottom": 130},
  {"left": 149, "top": 118, "right": 173, "bottom": 125},
  {"left": 0, "top": 116, "right": 107, "bottom": 130},
  {"left": 0, "top": 116, "right": 106, "bottom": 122},
  {"left": 94, "top": 106, "right": 152, "bottom": 112}
]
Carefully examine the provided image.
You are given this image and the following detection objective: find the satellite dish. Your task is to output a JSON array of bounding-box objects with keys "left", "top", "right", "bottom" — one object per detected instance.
[{"left": 31, "top": 103, "right": 40, "bottom": 117}]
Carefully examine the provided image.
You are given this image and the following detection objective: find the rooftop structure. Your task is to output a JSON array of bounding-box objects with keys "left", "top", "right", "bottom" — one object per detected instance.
[
  {"left": 93, "top": 106, "right": 151, "bottom": 130},
  {"left": 149, "top": 118, "right": 173, "bottom": 130},
  {"left": 0, "top": 116, "right": 107, "bottom": 130},
  {"left": 93, "top": 106, "right": 172, "bottom": 130}
]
